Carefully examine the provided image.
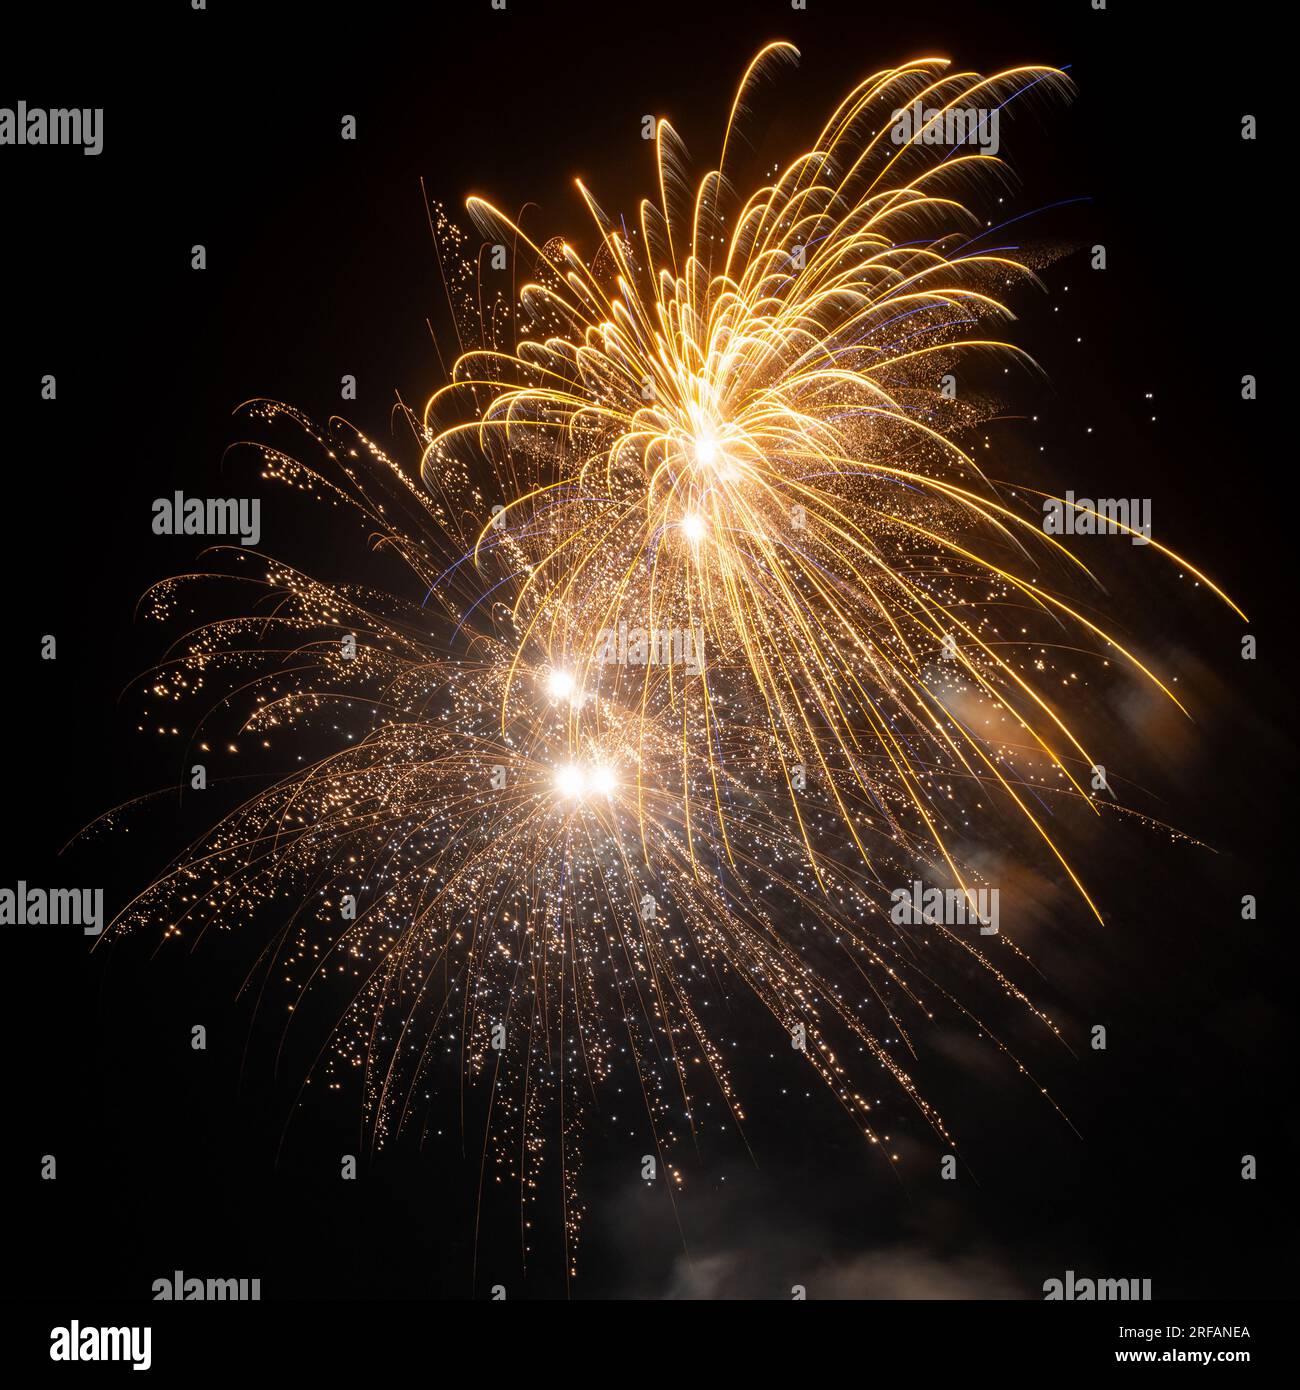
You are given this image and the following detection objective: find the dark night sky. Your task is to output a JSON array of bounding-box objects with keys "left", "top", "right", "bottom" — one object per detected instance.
[{"left": 1, "top": 0, "right": 1293, "bottom": 1308}]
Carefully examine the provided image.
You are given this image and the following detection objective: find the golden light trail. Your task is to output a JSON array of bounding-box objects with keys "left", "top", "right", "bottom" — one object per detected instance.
[{"left": 423, "top": 48, "right": 1242, "bottom": 925}]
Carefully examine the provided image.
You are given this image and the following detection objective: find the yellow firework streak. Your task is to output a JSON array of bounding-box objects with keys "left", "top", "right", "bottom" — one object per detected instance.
[{"left": 423, "top": 48, "right": 1243, "bottom": 923}]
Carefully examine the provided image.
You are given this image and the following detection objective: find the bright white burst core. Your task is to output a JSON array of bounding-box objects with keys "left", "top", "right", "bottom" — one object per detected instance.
[
  {"left": 555, "top": 763, "right": 616, "bottom": 798},
  {"left": 681, "top": 513, "right": 706, "bottom": 542},
  {"left": 555, "top": 764, "right": 585, "bottom": 798},
  {"left": 546, "top": 669, "right": 575, "bottom": 700}
]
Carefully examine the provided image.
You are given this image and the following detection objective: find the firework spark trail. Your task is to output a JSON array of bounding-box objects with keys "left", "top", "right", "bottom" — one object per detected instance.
[
  {"left": 423, "top": 50, "right": 1241, "bottom": 921},
  {"left": 94, "top": 50, "right": 1244, "bottom": 1279}
]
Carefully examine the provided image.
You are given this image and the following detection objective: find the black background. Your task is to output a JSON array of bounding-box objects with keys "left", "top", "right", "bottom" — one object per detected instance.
[{"left": 1, "top": 0, "right": 1293, "bottom": 1312}]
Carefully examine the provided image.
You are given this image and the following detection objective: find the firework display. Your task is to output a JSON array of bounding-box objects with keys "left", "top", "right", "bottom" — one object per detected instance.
[{"left": 86, "top": 48, "right": 1246, "bottom": 1284}]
